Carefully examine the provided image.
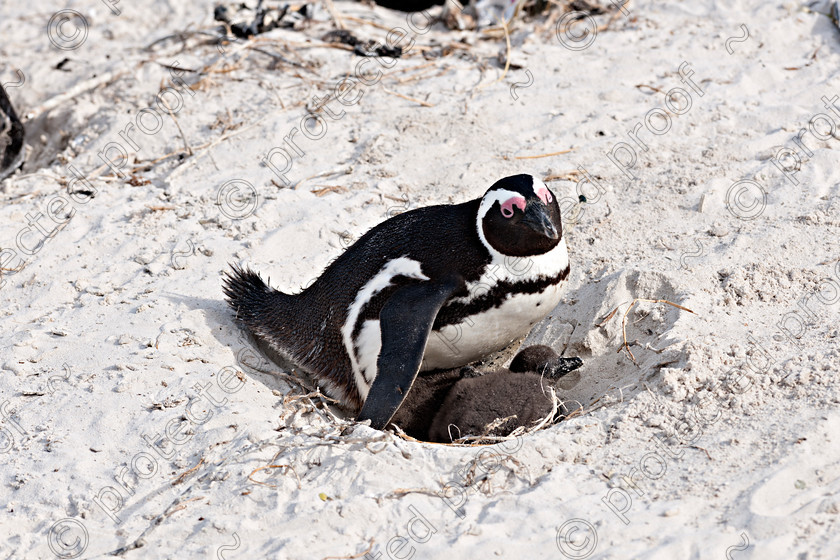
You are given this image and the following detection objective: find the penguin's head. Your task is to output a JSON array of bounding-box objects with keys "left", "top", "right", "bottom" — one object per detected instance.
[{"left": 477, "top": 174, "right": 562, "bottom": 257}]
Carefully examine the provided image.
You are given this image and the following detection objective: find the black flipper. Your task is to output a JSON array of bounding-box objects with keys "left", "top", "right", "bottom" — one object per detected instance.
[{"left": 357, "top": 274, "right": 461, "bottom": 430}]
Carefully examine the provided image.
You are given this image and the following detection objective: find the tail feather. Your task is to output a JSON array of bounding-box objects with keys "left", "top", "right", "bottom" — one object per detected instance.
[
  {"left": 222, "top": 263, "right": 355, "bottom": 407},
  {"left": 222, "top": 264, "right": 288, "bottom": 330}
]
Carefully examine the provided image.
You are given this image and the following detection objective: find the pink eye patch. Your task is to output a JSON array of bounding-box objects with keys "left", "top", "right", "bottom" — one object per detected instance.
[
  {"left": 500, "top": 196, "right": 526, "bottom": 218},
  {"left": 535, "top": 186, "right": 553, "bottom": 205}
]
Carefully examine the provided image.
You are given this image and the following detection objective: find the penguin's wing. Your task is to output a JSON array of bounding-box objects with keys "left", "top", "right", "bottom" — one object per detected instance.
[{"left": 357, "top": 274, "right": 461, "bottom": 430}]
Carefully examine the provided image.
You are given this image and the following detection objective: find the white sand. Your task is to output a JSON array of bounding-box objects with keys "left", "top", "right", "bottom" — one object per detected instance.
[{"left": 2, "top": 0, "right": 839, "bottom": 558}]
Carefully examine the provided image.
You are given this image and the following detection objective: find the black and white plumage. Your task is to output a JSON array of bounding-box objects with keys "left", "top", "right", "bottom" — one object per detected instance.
[{"left": 223, "top": 174, "right": 571, "bottom": 429}]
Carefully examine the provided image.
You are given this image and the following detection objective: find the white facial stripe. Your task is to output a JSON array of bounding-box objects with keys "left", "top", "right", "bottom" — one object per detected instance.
[
  {"left": 477, "top": 188, "right": 522, "bottom": 222},
  {"left": 341, "top": 257, "right": 429, "bottom": 397},
  {"left": 530, "top": 176, "right": 548, "bottom": 195},
  {"left": 528, "top": 176, "right": 556, "bottom": 206},
  {"left": 476, "top": 188, "right": 521, "bottom": 256}
]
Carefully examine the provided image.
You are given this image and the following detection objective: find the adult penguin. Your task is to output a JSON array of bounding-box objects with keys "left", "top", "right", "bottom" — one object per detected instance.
[{"left": 224, "top": 174, "right": 572, "bottom": 429}]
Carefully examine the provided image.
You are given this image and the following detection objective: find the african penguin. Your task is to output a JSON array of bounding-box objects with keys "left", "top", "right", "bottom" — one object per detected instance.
[{"left": 223, "top": 174, "right": 572, "bottom": 430}]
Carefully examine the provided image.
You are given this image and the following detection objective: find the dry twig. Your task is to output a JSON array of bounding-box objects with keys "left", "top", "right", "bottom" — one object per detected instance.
[
  {"left": 613, "top": 299, "right": 696, "bottom": 362},
  {"left": 515, "top": 149, "right": 574, "bottom": 160},
  {"left": 172, "top": 457, "right": 204, "bottom": 485},
  {"left": 247, "top": 464, "right": 301, "bottom": 489},
  {"left": 381, "top": 87, "right": 434, "bottom": 107},
  {"left": 477, "top": 16, "right": 512, "bottom": 90},
  {"left": 543, "top": 170, "right": 583, "bottom": 182},
  {"left": 323, "top": 0, "right": 346, "bottom": 30}
]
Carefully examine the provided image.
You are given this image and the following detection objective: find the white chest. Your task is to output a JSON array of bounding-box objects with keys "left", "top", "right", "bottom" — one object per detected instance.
[
  {"left": 421, "top": 238, "right": 569, "bottom": 371},
  {"left": 420, "top": 281, "right": 565, "bottom": 370}
]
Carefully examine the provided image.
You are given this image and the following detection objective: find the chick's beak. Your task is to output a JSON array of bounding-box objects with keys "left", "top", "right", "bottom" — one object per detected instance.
[{"left": 521, "top": 201, "right": 559, "bottom": 240}]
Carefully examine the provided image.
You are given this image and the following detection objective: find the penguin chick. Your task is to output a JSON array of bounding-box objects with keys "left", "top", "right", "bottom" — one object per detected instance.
[
  {"left": 393, "top": 345, "right": 584, "bottom": 442},
  {"left": 223, "top": 174, "right": 570, "bottom": 430},
  {"left": 388, "top": 368, "right": 465, "bottom": 440},
  {"left": 427, "top": 370, "right": 565, "bottom": 443},
  {"left": 509, "top": 344, "right": 584, "bottom": 379}
]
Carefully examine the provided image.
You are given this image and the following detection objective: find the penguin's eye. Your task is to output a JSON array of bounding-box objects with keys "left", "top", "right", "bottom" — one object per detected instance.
[
  {"left": 536, "top": 186, "right": 553, "bottom": 205},
  {"left": 500, "top": 197, "right": 526, "bottom": 218}
]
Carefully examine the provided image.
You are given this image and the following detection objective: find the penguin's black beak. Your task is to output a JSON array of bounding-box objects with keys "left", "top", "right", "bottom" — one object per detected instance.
[{"left": 521, "top": 202, "right": 559, "bottom": 240}]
